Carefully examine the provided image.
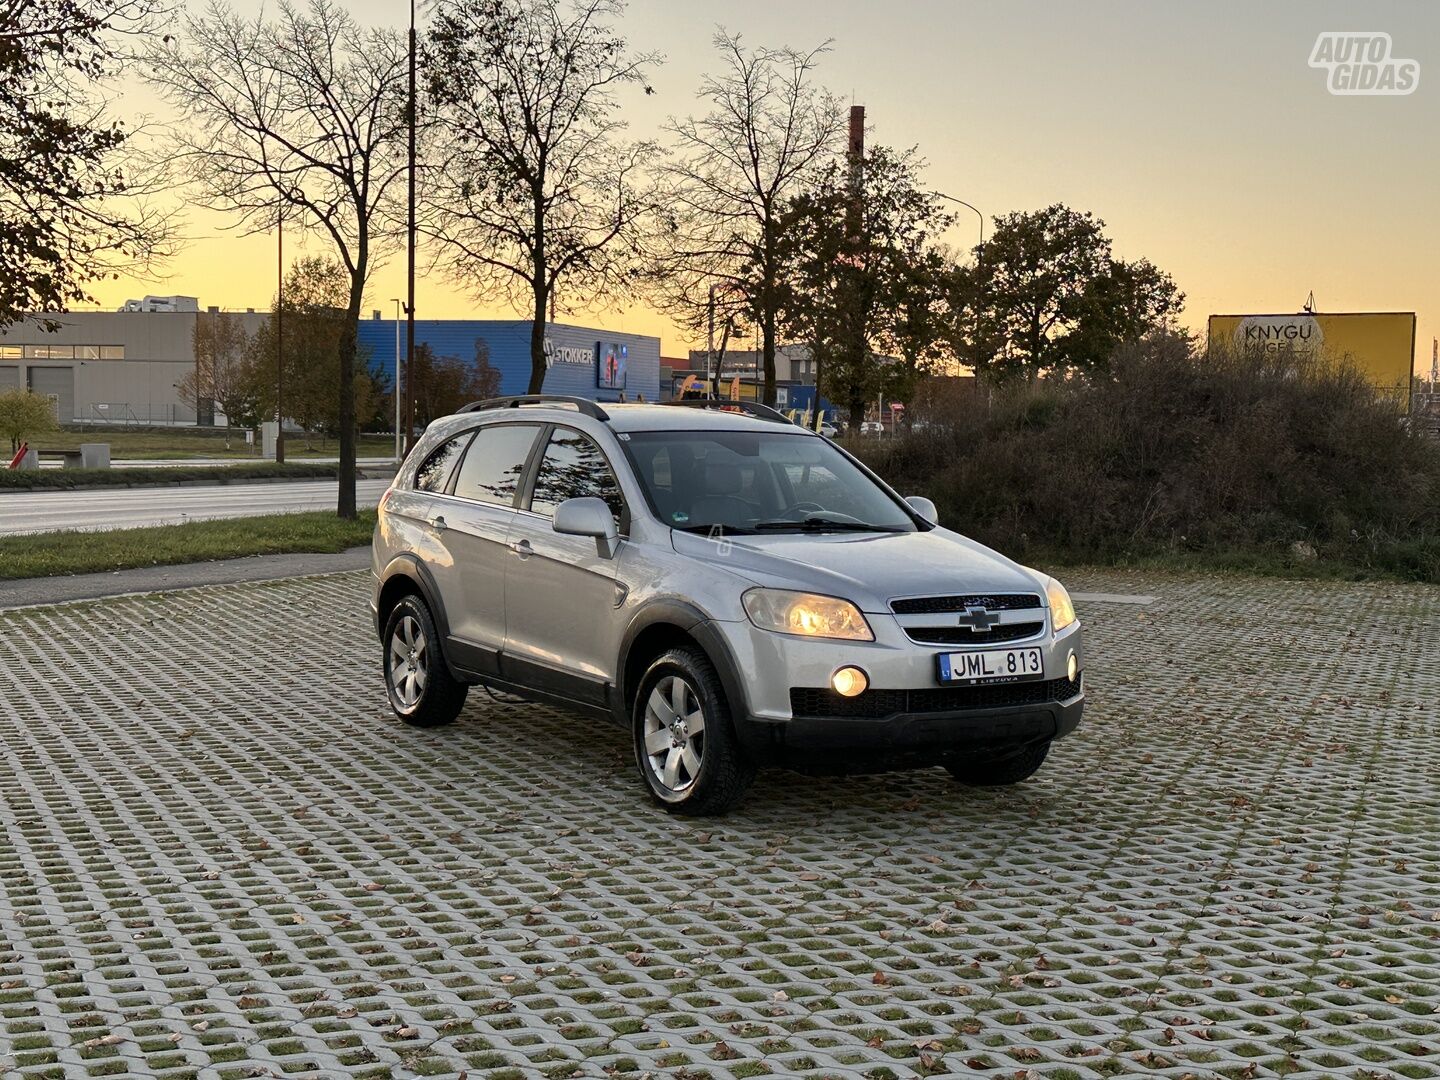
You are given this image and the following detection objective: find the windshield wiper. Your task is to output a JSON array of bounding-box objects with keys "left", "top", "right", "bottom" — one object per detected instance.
[
  {"left": 753, "top": 516, "right": 902, "bottom": 533},
  {"left": 675, "top": 524, "right": 757, "bottom": 536}
]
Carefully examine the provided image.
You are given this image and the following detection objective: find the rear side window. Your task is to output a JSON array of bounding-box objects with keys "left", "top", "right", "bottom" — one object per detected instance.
[
  {"left": 452, "top": 423, "right": 541, "bottom": 507},
  {"left": 529, "top": 428, "right": 625, "bottom": 523},
  {"left": 413, "top": 432, "right": 471, "bottom": 493}
]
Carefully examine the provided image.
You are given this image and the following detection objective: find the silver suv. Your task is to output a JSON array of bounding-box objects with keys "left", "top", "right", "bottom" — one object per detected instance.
[{"left": 371, "top": 395, "right": 1084, "bottom": 815}]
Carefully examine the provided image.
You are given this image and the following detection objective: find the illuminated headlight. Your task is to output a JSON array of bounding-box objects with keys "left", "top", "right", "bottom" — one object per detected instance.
[
  {"left": 742, "top": 589, "right": 874, "bottom": 641},
  {"left": 1067, "top": 651, "right": 1079, "bottom": 681},
  {"left": 831, "top": 666, "right": 869, "bottom": 697},
  {"left": 1046, "top": 577, "right": 1077, "bottom": 631}
]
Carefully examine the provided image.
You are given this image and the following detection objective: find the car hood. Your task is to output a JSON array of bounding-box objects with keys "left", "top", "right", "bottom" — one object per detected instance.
[{"left": 670, "top": 526, "right": 1044, "bottom": 612}]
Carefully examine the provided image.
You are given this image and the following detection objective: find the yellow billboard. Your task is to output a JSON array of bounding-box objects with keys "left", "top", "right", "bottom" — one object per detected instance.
[{"left": 1208, "top": 312, "right": 1416, "bottom": 405}]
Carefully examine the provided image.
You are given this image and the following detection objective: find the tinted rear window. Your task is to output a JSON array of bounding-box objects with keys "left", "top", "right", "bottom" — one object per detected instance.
[{"left": 452, "top": 424, "right": 541, "bottom": 507}]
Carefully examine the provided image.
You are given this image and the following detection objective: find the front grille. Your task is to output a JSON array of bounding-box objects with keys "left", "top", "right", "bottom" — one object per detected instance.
[
  {"left": 903, "top": 622, "right": 1045, "bottom": 645},
  {"left": 790, "top": 675, "right": 1083, "bottom": 720},
  {"left": 890, "top": 593, "right": 1042, "bottom": 615}
]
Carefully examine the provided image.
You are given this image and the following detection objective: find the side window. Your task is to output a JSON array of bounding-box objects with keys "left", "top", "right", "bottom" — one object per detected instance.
[
  {"left": 452, "top": 424, "right": 541, "bottom": 507},
  {"left": 530, "top": 428, "right": 625, "bottom": 523},
  {"left": 413, "top": 432, "right": 471, "bottom": 493}
]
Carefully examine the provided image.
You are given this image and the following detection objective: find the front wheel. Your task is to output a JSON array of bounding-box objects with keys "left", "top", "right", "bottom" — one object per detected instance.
[
  {"left": 633, "top": 647, "right": 755, "bottom": 816},
  {"left": 383, "top": 594, "right": 468, "bottom": 727},
  {"left": 946, "top": 740, "right": 1051, "bottom": 786}
]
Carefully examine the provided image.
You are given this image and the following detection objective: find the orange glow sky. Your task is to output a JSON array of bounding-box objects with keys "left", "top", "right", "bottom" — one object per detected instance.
[{"left": 95, "top": 0, "right": 1439, "bottom": 373}]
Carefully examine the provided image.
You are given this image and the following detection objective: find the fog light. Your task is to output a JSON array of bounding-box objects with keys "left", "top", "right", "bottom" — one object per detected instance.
[
  {"left": 1067, "top": 651, "right": 1078, "bottom": 681},
  {"left": 831, "top": 666, "right": 868, "bottom": 697}
]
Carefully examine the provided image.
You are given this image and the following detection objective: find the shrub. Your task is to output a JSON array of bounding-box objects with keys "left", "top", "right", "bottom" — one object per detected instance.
[
  {"left": 857, "top": 333, "right": 1440, "bottom": 582},
  {"left": 0, "top": 388, "right": 58, "bottom": 454}
]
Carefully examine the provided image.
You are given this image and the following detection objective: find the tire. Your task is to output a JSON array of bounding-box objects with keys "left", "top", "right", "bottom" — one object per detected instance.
[
  {"left": 946, "top": 740, "right": 1051, "bottom": 786},
  {"left": 632, "top": 646, "right": 755, "bottom": 816},
  {"left": 382, "top": 594, "right": 468, "bottom": 728}
]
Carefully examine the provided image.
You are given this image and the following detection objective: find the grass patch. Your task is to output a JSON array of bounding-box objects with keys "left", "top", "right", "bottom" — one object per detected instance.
[
  {"left": 0, "top": 462, "right": 340, "bottom": 491},
  {"left": 0, "top": 511, "right": 375, "bottom": 580}
]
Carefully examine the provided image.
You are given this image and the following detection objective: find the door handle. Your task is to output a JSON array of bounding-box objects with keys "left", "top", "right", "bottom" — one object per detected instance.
[
  {"left": 512, "top": 538, "right": 532, "bottom": 558},
  {"left": 429, "top": 515, "right": 447, "bottom": 532}
]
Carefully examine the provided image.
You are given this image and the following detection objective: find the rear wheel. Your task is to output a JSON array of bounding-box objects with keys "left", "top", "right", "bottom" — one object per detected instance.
[
  {"left": 383, "top": 594, "right": 467, "bottom": 727},
  {"left": 633, "top": 647, "right": 754, "bottom": 815},
  {"left": 946, "top": 741, "right": 1051, "bottom": 786}
]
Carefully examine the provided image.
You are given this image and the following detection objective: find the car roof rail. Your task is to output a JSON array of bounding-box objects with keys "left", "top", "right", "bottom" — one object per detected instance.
[
  {"left": 659, "top": 398, "right": 798, "bottom": 426},
  {"left": 458, "top": 395, "right": 610, "bottom": 421}
]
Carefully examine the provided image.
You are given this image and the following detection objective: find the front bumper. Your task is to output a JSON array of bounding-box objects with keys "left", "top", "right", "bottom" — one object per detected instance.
[
  {"left": 749, "top": 688, "right": 1083, "bottom": 772},
  {"left": 708, "top": 613, "right": 1085, "bottom": 771}
]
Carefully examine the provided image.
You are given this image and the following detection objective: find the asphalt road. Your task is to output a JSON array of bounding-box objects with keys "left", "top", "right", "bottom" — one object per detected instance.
[{"left": 0, "top": 478, "right": 391, "bottom": 536}]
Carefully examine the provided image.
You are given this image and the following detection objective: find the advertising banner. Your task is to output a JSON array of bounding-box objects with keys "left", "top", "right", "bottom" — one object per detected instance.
[{"left": 1207, "top": 312, "right": 1416, "bottom": 406}]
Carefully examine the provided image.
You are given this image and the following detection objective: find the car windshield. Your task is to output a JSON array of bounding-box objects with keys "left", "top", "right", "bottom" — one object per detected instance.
[{"left": 620, "top": 429, "right": 917, "bottom": 535}]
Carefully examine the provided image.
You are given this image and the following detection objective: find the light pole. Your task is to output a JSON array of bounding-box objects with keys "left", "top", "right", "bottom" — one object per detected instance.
[
  {"left": 934, "top": 191, "right": 984, "bottom": 254},
  {"left": 390, "top": 298, "right": 402, "bottom": 462},
  {"left": 404, "top": 0, "right": 417, "bottom": 457},
  {"left": 935, "top": 193, "right": 986, "bottom": 371},
  {"left": 275, "top": 197, "right": 285, "bottom": 464}
]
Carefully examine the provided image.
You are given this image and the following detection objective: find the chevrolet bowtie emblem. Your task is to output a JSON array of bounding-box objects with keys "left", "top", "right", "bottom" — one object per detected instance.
[{"left": 956, "top": 605, "right": 1000, "bottom": 632}]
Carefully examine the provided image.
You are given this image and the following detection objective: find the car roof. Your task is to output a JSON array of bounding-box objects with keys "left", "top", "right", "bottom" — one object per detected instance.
[
  {"left": 603, "top": 403, "right": 812, "bottom": 434},
  {"left": 444, "top": 401, "right": 817, "bottom": 436}
]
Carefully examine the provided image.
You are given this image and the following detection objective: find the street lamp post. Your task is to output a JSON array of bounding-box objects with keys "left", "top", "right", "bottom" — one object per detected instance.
[
  {"left": 934, "top": 191, "right": 984, "bottom": 254},
  {"left": 935, "top": 192, "right": 986, "bottom": 371},
  {"left": 404, "top": 0, "right": 417, "bottom": 457},
  {"left": 275, "top": 199, "right": 285, "bottom": 464},
  {"left": 390, "top": 298, "right": 402, "bottom": 462}
]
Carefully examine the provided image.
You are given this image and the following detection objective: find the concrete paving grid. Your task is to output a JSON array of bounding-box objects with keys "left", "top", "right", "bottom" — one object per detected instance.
[{"left": 0, "top": 570, "right": 1436, "bottom": 1078}]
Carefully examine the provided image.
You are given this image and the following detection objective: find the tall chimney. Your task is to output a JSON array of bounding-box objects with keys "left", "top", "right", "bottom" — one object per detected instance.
[
  {"left": 846, "top": 105, "right": 866, "bottom": 237},
  {"left": 848, "top": 105, "right": 865, "bottom": 159}
]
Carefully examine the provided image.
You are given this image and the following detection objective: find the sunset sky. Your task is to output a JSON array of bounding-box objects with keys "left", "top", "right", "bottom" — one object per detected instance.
[{"left": 95, "top": 0, "right": 1439, "bottom": 374}]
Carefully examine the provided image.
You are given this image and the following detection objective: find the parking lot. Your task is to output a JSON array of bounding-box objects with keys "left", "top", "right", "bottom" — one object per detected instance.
[{"left": 1, "top": 570, "right": 1437, "bottom": 1079}]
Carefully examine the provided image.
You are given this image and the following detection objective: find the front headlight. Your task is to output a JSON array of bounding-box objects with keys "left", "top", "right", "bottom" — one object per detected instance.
[
  {"left": 742, "top": 589, "right": 874, "bottom": 641},
  {"left": 1046, "top": 577, "right": 1077, "bottom": 631}
]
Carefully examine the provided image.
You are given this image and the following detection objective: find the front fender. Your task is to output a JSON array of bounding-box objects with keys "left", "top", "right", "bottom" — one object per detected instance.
[{"left": 614, "top": 599, "right": 751, "bottom": 729}]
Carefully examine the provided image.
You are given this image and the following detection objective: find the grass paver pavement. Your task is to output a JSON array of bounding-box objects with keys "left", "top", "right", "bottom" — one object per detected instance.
[{"left": 0, "top": 570, "right": 1435, "bottom": 1078}]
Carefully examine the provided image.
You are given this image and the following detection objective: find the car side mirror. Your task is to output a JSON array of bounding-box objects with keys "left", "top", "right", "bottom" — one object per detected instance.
[
  {"left": 905, "top": 495, "right": 938, "bottom": 524},
  {"left": 553, "top": 496, "right": 620, "bottom": 558}
]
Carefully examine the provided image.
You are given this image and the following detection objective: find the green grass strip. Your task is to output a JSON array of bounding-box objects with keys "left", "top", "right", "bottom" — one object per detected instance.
[{"left": 0, "top": 511, "right": 375, "bottom": 580}]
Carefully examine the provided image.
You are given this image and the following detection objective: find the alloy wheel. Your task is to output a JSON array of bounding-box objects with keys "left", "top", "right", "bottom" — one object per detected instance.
[
  {"left": 642, "top": 675, "right": 706, "bottom": 793},
  {"left": 389, "top": 614, "right": 428, "bottom": 709}
]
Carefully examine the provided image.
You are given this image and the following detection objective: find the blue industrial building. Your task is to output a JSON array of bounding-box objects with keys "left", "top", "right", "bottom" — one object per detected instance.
[{"left": 357, "top": 317, "right": 661, "bottom": 403}]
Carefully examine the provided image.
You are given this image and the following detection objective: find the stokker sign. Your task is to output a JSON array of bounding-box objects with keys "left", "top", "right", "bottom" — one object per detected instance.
[{"left": 543, "top": 338, "right": 593, "bottom": 369}]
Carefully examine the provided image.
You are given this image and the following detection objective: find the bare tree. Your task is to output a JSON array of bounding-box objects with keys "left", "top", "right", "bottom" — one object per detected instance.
[
  {"left": 179, "top": 309, "right": 259, "bottom": 447},
  {"left": 144, "top": 0, "right": 408, "bottom": 517},
  {"left": 424, "top": 0, "right": 659, "bottom": 394},
  {"left": 1, "top": 0, "right": 175, "bottom": 328},
  {"left": 652, "top": 31, "right": 840, "bottom": 406}
]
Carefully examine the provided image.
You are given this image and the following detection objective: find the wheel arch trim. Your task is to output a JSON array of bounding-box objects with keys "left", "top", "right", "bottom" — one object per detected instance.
[
  {"left": 376, "top": 554, "right": 452, "bottom": 645},
  {"left": 615, "top": 600, "right": 750, "bottom": 728}
]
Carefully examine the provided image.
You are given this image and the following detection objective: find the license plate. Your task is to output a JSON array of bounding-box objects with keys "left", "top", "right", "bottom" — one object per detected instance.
[{"left": 937, "top": 647, "right": 1044, "bottom": 685}]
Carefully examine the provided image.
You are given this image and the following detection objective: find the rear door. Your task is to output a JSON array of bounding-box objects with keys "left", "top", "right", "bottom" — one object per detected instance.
[
  {"left": 441, "top": 422, "right": 545, "bottom": 675},
  {"left": 501, "top": 425, "right": 628, "bottom": 706},
  {"left": 383, "top": 426, "right": 475, "bottom": 645}
]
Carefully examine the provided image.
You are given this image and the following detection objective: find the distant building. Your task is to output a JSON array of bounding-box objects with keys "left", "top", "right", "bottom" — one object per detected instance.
[
  {"left": 357, "top": 316, "right": 660, "bottom": 404},
  {"left": 0, "top": 305, "right": 660, "bottom": 426},
  {"left": 120, "top": 295, "right": 200, "bottom": 313},
  {"left": 0, "top": 307, "right": 267, "bottom": 425},
  {"left": 686, "top": 343, "right": 817, "bottom": 384}
]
